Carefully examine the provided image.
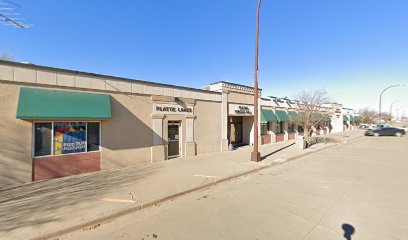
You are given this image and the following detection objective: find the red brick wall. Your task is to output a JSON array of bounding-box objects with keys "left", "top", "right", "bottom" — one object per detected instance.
[
  {"left": 288, "top": 133, "right": 296, "bottom": 140},
  {"left": 276, "top": 134, "right": 284, "bottom": 142},
  {"left": 33, "top": 152, "right": 101, "bottom": 181},
  {"left": 261, "top": 135, "right": 271, "bottom": 145}
]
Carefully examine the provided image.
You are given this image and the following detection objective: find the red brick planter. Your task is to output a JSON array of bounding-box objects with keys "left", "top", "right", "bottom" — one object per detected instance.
[
  {"left": 276, "top": 134, "right": 284, "bottom": 142},
  {"left": 261, "top": 134, "right": 271, "bottom": 145}
]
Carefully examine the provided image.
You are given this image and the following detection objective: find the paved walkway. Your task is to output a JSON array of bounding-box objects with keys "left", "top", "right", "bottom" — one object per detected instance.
[{"left": 0, "top": 130, "right": 363, "bottom": 240}]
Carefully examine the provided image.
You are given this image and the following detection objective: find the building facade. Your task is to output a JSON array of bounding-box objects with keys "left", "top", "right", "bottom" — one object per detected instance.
[{"left": 0, "top": 60, "right": 358, "bottom": 187}]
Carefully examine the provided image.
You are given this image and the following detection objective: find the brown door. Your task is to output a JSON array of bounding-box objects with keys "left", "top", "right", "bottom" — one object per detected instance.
[{"left": 168, "top": 123, "right": 180, "bottom": 158}]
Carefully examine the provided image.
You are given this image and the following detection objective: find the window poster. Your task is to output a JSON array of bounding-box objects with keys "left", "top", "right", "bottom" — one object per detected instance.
[{"left": 54, "top": 122, "right": 86, "bottom": 155}]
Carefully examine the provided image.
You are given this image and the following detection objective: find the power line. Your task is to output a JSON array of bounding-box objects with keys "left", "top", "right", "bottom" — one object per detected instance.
[{"left": 0, "top": 0, "right": 31, "bottom": 28}]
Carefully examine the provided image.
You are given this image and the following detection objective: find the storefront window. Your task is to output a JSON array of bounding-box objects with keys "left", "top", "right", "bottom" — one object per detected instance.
[
  {"left": 87, "top": 122, "right": 100, "bottom": 152},
  {"left": 54, "top": 122, "right": 86, "bottom": 155},
  {"left": 288, "top": 123, "right": 296, "bottom": 133},
  {"left": 298, "top": 125, "right": 304, "bottom": 132},
  {"left": 275, "top": 122, "right": 283, "bottom": 134},
  {"left": 33, "top": 122, "right": 100, "bottom": 157},
  {"left": 261, "top": 123, "right": 268, "bottom": 135},
  {"left": 34, "top": 123, "right": 52, "bottom": 157}
]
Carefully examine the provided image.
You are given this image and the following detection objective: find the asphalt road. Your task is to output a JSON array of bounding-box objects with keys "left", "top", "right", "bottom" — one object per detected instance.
[{"left": 61, "top": 135, "right": 408, "bottom": 240}]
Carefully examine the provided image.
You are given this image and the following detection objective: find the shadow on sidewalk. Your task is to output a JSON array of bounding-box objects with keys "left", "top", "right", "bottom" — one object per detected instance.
[
  {"left": 260, "top": 143, "right": 295, "bottom": 161},
  {"left": 0, "top": 164, "right": 161, "bottom": 233}
]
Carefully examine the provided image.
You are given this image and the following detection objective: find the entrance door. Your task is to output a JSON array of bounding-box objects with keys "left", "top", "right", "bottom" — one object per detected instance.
[
  {"left": 168, "top": 122, "right": 180, "bottom": 158},
  {"left": 228, "top": 116, "right": 243, "bottom": 144}
]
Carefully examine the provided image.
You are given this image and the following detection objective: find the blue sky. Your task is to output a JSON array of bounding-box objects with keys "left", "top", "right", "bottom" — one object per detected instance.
[{"left": 1, "top": 0, "right": 407, "bottom": 117}]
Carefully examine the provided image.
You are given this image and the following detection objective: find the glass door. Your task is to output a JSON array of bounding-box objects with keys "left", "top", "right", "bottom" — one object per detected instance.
[{"left": 168, "top": 122, "right": 180, "bottom": 158}]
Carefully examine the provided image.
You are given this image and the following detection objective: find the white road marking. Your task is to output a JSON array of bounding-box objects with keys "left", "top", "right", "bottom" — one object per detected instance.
[
  {"left": 193, "top": 175, "right": 221, "bottom": 179},
  {"left": 101, "top": 198, "right": 135, "bottom": 203}
]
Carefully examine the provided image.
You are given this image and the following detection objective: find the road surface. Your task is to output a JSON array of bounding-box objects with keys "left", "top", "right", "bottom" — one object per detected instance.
[{"left": 61, "top": 136, "right": 408, "bottom": 240}]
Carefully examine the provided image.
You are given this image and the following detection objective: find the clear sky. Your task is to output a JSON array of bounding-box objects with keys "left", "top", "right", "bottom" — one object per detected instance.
[{"left": 1, "top": 0, "right": 407, "bottom": 118}]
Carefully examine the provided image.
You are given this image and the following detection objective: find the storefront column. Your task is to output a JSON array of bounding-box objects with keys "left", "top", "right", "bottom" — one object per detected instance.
[
  {"left": 185, "top": 115, "right": 196, "bottom": 157},
  {"left": 221, "top": 91, "right": 229, "bottom": 151},
  {"left": 151, "top": 114, "right": 166, "bottom": 162},
  {"left": 283, "top": 122, "right": 289, "bottom": 141},
  {"left": 294, "top": 124, "right": 299, "bottom": 138}
]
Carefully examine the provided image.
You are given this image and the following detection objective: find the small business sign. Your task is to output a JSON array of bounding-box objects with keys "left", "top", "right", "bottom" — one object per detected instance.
[
  {"left": 228, "top": 104, "right": 254, "bottom": 116},
  {"left": 153, "top": 103, "right": 194, "bottom": 116}
]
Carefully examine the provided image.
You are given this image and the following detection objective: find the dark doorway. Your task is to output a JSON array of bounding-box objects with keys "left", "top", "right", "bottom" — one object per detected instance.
[{"left": 228, "top": 116, "right": 243, "bottom": 144}]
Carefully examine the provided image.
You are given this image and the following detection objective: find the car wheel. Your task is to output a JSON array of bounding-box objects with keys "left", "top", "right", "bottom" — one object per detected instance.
[
  {"left": 395, "top": 132, "right": 402, "bottom": 137},
  {"left": 374, "top": 133, "right": 380, "bottom": 137}
]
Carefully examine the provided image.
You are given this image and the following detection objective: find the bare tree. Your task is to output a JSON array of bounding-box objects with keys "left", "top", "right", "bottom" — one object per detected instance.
[
  {"left": 0, "top": 52, "right": 14, "bottom": 61},
  {"left": 294, "top": 89, "right": 332, "bottom": 138},
  {"left": 359, "top": 108, "right": 377, "bottom": 124},
  {"left": 359, "top": 107, "right": 392, "bottom": 124}
]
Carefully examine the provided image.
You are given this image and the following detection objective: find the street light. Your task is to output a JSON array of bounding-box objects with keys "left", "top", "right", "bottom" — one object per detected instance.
[
  {"left": 251, "top": 0, "right": 261, "bottom": 162},
  {"left": 378, "top": 84, "right": 405, "bottom": 123}
]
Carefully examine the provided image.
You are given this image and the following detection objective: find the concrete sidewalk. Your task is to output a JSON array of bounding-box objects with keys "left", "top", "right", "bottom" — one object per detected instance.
[{"left": 0, "top": 130, "right": 363, "bottom": 240}]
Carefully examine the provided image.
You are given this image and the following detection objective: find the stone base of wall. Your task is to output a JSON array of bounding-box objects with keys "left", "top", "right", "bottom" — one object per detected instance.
[
  {"left": 151, "top": 145, "right": 166, "bottom": 162},
  {"left": 33, "top": 152, "right": 101, "bottom": 181},
  {"left": 221, "top": 139, "right": 229, "bottom": 151},
  {"left": 185, "top": 142, "right": 197, "bottom": 157}
]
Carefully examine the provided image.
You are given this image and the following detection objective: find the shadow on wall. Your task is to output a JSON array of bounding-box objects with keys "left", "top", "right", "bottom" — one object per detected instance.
[
  {"left": 0, "top": 123, "right": 32, "bottom": 188},
  {"left": 342, "top": 223, "right": 355, "bottom": 240},
  {"left": 102, "top": 96, "right": 165, "bottom": 150},
  {"left": 0, "top": 163, "right": 161, "bottom": 234}
]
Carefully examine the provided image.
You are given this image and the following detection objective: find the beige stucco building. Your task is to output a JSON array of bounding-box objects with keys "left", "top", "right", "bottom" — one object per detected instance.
[
  {"left": 0, "top": 60, "right": 224, "bottom": 187},
  {"left": 0, "top": 60, "right": 358, "bottom": 188}
]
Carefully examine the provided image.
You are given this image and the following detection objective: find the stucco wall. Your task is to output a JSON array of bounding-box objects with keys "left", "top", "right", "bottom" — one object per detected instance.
[
  {"left": 0, "top": 82, "right": 33, "bottom": 187},
  {"left": 242, "top": 116, "right": 254, "bottom": 145},
  {"left": 101, "top": 93, "right": 153, "bottom": 168},
  {"left": 227, "top": 92, "right": 254, "bottom": 105},
  {"left": 194, "top": 100, "right": 222, "bottom": 154}
]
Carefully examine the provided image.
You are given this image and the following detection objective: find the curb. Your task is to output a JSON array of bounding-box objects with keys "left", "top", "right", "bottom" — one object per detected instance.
[{"left": 31, "top": 134, "right": 364, "bottom": 240}]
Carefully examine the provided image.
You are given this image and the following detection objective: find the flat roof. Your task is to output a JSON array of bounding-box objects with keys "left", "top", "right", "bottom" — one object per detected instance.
[
  {"left": 0, "top": 60, "right": 221, "bottom": 95},
  {"left": 209, "top": 81, "right": 262, "bottom": 91}
]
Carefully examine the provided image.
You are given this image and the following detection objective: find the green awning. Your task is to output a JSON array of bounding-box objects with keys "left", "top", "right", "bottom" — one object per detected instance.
[
  {"left": 323, "top": 114, "right": 331, "bottom": 121},
  {"left": 343, "top": 115, "right": 349, "bottom": 121},
  {"left": 16, "top": 88, "right": 112, "bottom": 120},
  {"left": 275, "top": 110, "right": 289, "bottom": 122},
  {"left": 349, "top": 115, "right": 355, "bottom": 122},
  {"left": 287, "top": 111, "right": 299, "bottom": 122},
  {"left": 261, "top": 109, "right": 278, "bottom": 123}
]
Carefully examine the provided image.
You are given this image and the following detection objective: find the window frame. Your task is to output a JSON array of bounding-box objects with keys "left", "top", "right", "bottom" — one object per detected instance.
[
  {"left": 288, "top": 123, "right": 296, "bottom": 133},
  {"left": 261, "top": 123, "right": 269, "bottom": 135},
  {"left": 32, "top": 121, "right": 101, "bottom": 158}
]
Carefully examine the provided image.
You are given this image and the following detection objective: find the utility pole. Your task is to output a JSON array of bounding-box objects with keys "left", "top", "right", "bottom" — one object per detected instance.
[{"left": 251, "top": 0, "right": 261, "bottom": 162}]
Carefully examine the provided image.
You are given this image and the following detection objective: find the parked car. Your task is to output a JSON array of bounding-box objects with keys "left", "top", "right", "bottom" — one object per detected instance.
[
  {"left": 365, "top": 127, "right": 406, "bottom": 137},
  {"left": 359, "top": 124, "right": 369, "bottom": 129},
  {"left": 367, "top": 124, "right": 378, "bottom": 130}
]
